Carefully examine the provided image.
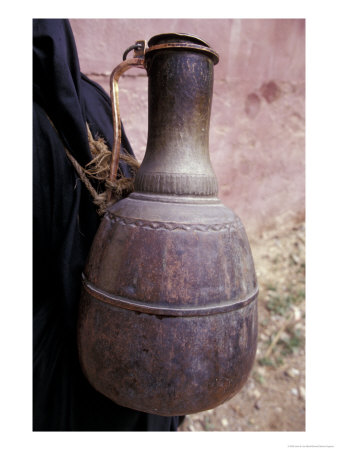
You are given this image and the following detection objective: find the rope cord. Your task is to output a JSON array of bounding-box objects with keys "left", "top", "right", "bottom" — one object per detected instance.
[{"left": 48, "top": 117, "right": 140, "bottom": 216}]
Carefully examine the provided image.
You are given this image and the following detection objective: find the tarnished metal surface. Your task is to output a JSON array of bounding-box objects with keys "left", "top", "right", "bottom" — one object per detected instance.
[{"left": 78, "top": 33, "right": 258, "bottom": 416}]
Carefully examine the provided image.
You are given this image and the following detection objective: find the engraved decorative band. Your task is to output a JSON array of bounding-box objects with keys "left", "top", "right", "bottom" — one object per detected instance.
[
  {"left": 105, "top": 213, "right": 244, "bottom": 233},
  {"left": 82, "top": 274, "right": 258, "bottom": 317},
  {"left": 135, "top": 172, "right": 218, "bottom": 196}
]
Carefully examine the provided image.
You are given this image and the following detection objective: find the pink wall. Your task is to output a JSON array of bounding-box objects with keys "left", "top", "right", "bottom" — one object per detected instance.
[{"left": 70, "top": 19, "right": 305, "bottom": 235}]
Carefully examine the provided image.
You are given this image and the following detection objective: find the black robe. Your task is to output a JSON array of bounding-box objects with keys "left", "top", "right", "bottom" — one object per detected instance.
[{"left": 33, "top": 18, "right": 182, "bottom": 431}]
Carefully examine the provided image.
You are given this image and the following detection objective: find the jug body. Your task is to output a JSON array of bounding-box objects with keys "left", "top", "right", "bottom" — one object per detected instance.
[{"left": 78, "top": 33, "right": 258, "bottom": 416}]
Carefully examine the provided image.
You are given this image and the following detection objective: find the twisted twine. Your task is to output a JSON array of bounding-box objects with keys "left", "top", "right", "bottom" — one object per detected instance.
[
  {"left": 83, "top": 124, "right": 140, "bottom": 215},
  {"left": 50, "top": 118, "right": 140, "bottom": 216}
]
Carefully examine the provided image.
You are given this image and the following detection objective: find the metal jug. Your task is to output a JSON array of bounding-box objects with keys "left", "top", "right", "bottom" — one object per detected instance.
[{"left": 78, "top": 33, "right": 258, "bottom": 416}]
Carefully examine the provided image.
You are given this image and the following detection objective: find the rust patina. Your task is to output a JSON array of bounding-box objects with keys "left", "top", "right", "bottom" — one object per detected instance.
[{"left": 78, "top": 33, "right": 258, "bottom": 416}]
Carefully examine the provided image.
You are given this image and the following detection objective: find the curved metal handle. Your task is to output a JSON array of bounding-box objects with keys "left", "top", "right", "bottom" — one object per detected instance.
[{"left": 108, "top": 40, "right": 147, "bottom": 202}]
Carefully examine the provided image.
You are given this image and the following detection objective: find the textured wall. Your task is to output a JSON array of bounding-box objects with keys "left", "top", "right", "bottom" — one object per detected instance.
[{"left": 70, "top": 19, "right": 305, "bottom": 235}]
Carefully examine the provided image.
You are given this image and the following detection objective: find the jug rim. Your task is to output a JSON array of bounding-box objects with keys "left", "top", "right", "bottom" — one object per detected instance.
[
  {"left": 146, "top": 33, "right": 219, "bottom": 64},
  {"left": 148, "top": 32, "right": 212, "bottom": 48}
]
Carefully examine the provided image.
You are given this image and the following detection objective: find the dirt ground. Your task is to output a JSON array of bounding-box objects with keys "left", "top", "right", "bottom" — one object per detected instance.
[{"left": 179, "top": 220, "right": 306, "bottom": 432}]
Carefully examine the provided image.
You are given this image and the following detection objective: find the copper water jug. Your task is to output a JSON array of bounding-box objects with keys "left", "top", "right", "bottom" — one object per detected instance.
[{"left": 78, "top": 33, "right": 258, "bottom": 416}]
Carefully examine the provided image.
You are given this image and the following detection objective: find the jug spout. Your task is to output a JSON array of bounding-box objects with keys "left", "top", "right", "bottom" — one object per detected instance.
[{"left": 135, "top": 33, "right": 219, "bottom": 196}]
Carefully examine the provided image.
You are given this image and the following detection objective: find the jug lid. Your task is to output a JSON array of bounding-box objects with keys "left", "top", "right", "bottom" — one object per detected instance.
[
  {"left": 147, "top": 32, "right": 219, "bottom": 64},
  {"left": 148, "top": 32, "right": 210, "bottom": 47}
]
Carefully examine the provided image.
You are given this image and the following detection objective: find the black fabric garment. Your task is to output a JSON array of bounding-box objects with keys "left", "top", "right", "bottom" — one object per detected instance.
[{"left": 33, "top": 18, "right": 184, "bottom": 431}]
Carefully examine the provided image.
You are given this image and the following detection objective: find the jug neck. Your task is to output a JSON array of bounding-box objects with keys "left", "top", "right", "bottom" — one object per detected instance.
[{"left": 134, "top": 34, "right": 219, "bottom": 197}]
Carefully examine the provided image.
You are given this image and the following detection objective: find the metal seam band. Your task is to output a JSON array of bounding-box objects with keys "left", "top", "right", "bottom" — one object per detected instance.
[{"left": 82, "top": 275, "right": 258, "bottom": 317}]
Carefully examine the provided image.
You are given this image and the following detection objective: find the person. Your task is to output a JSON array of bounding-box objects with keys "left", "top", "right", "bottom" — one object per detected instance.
[{"left": 33, "top": 18, "right": 183, "bottom": 431}]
